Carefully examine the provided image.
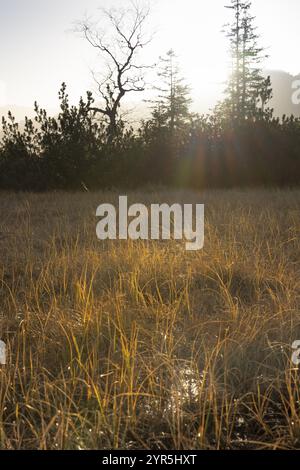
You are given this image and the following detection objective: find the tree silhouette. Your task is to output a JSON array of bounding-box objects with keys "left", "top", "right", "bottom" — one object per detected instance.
[
  {"left": 79, "top": 3, "right": 152, "bottom": 143},
  {"left": 222, "top": 0, "right": 272, "bottom": 122},
  {"left": 149, "top": 50, "right": 191, "bottom": 133}
]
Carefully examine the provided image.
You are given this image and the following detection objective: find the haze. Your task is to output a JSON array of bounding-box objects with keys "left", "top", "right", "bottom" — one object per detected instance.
[{"left": 0, "top": 0, "right": 299, "bottom": 116}]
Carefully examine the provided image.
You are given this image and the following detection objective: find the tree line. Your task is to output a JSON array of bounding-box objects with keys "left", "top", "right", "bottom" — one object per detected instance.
[{"left": 0, "top": 0, "right": 300, "bottom": 191}]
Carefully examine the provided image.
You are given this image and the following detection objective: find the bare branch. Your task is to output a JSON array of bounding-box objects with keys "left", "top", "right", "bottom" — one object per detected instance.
[{"left": 77, "top": 2, "right": 153, "bottom": 142}]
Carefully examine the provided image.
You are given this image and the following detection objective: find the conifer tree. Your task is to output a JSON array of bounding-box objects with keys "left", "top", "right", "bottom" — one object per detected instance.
[
  {"left": 150, "top": 50, "right": 191, "bottom": 132},
  {"left": 222, "top": 0, "right": 272, "bottom": 122}
]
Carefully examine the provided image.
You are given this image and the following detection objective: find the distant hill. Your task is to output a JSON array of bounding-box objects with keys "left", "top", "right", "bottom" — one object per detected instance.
[
  {"left": 0, "top": 105, "right": 58, "bottom": 138},
  {"left": 267, "top": 70, "right": 300, "bottom": 118},
  {"left": 0, "top": 106, "right": 36, "bottom": 138},
  {"left": 0, "top": 71, "right": 299, "bottom": 136},
  {"left": 0, "top": 105, "right": 36, "bottom": 123}
]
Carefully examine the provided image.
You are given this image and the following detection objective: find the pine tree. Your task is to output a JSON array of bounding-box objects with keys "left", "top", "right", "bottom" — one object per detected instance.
[
  {"left": 150, "top": 50, "right": 192, "bottom": 132},
  {"left": 222, "top": 0, "right": 272, "bottom": 123}
]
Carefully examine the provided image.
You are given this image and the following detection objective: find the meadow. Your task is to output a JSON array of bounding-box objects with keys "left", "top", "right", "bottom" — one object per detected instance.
[{"left": 0, "top": 188, "right": 300, "bottom": 450}]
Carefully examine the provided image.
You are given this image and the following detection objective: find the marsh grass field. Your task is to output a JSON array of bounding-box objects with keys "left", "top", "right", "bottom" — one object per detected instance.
[{"left": 0, "top": 189, "right": 300, "bottom": 450}]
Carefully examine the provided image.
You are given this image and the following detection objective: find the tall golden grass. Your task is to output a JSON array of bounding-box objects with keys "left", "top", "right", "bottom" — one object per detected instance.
[{"left": 0, "top": 189, "right": 300, "bottom": 450}]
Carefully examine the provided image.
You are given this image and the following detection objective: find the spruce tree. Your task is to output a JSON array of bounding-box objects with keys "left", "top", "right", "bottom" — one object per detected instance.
[
  {"left": 150, "top": 50, "right": 192, "bottom": 132},
  {"left": 222, "top": 0, "right": 272, "bottom": 123}
]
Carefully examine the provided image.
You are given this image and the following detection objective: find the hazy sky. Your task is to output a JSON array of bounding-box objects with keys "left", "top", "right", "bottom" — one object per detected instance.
[{"left": 0, "top": 0, "right": 299, "bottom": 114}]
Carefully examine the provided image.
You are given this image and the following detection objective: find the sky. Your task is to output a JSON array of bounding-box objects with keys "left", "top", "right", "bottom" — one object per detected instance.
[{"left": 0, "top": 0, "right": 299, "bottom": 115}]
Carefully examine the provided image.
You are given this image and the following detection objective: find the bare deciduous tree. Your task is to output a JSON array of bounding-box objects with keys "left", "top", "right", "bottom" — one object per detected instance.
[{"left": 79, "top": 2, "right": 152, "bottom": 143}]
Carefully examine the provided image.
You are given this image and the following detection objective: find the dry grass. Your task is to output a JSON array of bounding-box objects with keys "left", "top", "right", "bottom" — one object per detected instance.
[{"left": 0, "top": 188, "right": 300, "bottom": 450}]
